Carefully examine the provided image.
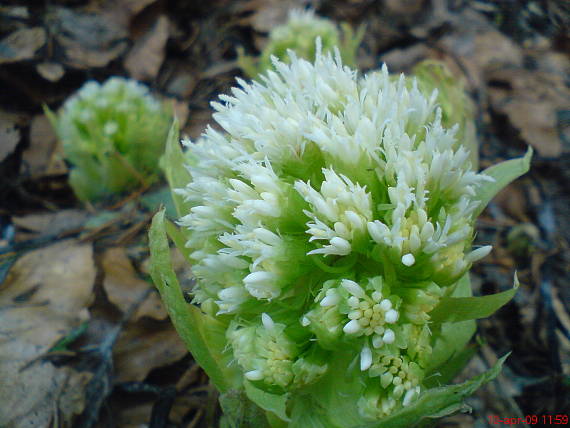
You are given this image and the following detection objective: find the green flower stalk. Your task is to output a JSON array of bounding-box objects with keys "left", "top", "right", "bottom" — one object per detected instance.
[
  {"left": 150, "top": 44, "right": 532, "bottom": 427},
  {"left": 47, "top": 77, "right": 172, "bottom": 202},
  {"left": 238, "top": 9, "right": 363, "bottom": 77}
]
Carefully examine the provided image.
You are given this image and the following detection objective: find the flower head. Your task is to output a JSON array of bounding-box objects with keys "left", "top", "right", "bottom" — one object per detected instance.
[
  {"left": 49, "top": 77, "right": 172, "bottom": 201},
  {"left": 238, "top": 9, "right": 362, "bottom": 77},
  {"left": 167, "top": 43, "right": 527, "bottom": 422}
]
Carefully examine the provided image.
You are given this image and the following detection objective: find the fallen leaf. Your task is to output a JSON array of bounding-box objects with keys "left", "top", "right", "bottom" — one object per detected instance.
[
  {"left": 114, "top": 320, "right": 187, "bottom": 383},
  {"left": 0, "top": 110, "right": 21, "bottom": 162},
  {"left": 101, "top": 247, "right": 167, "bottom": 321},
  {"left": 0, "top": 27, "right": 46, "bottom": 64},
  {"left": 47, "top": 7, "right": 128, "bottom": 69},
  {"left": 124, "top": 15, "right": 170, "bottom": 81},
  {"left": 22, "top": 114, "right": 67, "bottom": 177},
  {"left": 0, "top": 239, "right": 96, "bottom": 427},
  {"left": 165, "top": 68, "right": 198, "bottom": 98},
  {"left": 12, "top": 209, "right": 89, "bottom": 239},
  {"left": 120, "top": 0, "right": 159, "bottom": 16},
  {"left": 115, "top": 402, "right": 154, "bottom": 427},
  {"left": 36, "top": 62, "right": 66, "bottom": 82},
  {"left": 0, "top": 6, "right": 29, "bottom": 20},
  {"left": 237, "top": 0, "right": 309, "bottom": 33},
  {"left": 435, "top": 9, "right": 523, "bottom": 90},
  {"left": 488, "top": 69, "right": 569, "bottom": 157},
  {"left": 0, "top": 363, "right": 92, "bottom": 427}
]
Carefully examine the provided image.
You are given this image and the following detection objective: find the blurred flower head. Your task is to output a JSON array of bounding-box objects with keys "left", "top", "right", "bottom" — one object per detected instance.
[
  {"left": 49, "top": 77, "right": 172, "bottom": 202},
  {"left": 238, "top": 9, "right": 363, "bottom": 77}
]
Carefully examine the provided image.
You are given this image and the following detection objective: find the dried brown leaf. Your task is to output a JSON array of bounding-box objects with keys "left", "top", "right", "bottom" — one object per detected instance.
[
  {"left": 0, "top": 110, "right": 21, "bottom": 162},
  {"left": 113, "top": 320, "right": 187, "bottom": 383},
  {"left": 0, "top": 240, "right": 96, "bottom": 427},
  {"left": 22, "top": 114, "right": 67, "bottom": 178},
  {"left": 101, "top": 247, "right": 167, "bottom": 321},
  {"left": 238, "top": 0, "right": 310, "bottom": 33},
  {"left": 36, "top": 62, "right": 66, "bottom": 82},
  {"left": 488, "top": 69, "right": 569, "bottom": 157},
  {"left": 0, "top": 27, "right": 46, "bottom": 64},
  {"left": 12, "top": 209, "right": 89, "bottom": 238},
  {"left": 436, "top": 10, "right": 523, "bottom": 90},
  {"left": 124, "top": 15, "right": 170, "bottom": 81},
  {"left": 119, "top": 0, "right": 159, "bottom": 16},
  {"left": 48, "top": 7, "right": 128, "bottom": 69}
]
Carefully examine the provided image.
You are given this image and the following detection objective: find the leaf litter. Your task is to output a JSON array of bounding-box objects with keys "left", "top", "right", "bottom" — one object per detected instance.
[{"left": 0, "top": 0, "right": 569, "bottom": 426}]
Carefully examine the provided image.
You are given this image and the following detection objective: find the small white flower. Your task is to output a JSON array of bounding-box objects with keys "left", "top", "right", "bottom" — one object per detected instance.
[
  {"left": 465, "top": 245, "right": 493, "bottom": 263},
  {"left": 382, "top": 329, "right": 395, "bottom": 344},
  {"left": 343, "top": 319, "right": 362, "bottom": 334},
  {"left": 245, "top": 370, "right": 264, "bottom": 381},
  {"left": 401, "top": 253, "right": 416, "bottom": 267},
  {"left": 360, "top": 345, "right": 373, "bottom": 371},
  {"left": 243, "top": 271, "right": 280, "bottom": 299},
  {"left": 341, "top": 279, "right": 366, "bottom": 299}
]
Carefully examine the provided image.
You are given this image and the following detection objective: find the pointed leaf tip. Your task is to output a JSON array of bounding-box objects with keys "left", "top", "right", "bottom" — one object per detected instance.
[{"left": 473, "top": 147, "right": 533, "bottom": 218}]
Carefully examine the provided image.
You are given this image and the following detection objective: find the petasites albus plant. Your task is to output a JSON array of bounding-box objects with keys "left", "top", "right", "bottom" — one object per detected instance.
[
  {"left": 238, "top": 9, "right": 363, "bottom": 78},
  {"left": 47, "top": 77, "right": 172, "bottom": 202},
  {"left": 150, "top": 44, "right": 531, "bottom": 427}
]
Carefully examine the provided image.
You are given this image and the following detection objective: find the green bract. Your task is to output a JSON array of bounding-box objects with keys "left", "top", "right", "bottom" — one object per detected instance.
[
  {"left": 150, "top": 46, "right": 532, "bottom": 427},
  {"left": 238, "top": 9, "right": 363, "bottom": 77},
  {"left": 47, "top": 77, "right": 172, "bottom": 202}
]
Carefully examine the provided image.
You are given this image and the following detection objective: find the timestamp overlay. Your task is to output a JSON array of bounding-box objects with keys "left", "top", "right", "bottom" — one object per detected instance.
[{"left": 488, "top": 414, "right": 569, "bottom": 425}]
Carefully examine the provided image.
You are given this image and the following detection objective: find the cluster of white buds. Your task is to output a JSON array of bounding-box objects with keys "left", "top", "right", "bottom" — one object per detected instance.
[
  {"left": 295, "top": 169, "right": 372, "bottom": 256},
  {"left": 50, "top": 77, "right": 171, "bottom": 202},
  {"left": 172, "top": 43, "right": 513, "bottom": 420},
  {"left": 238, "top": 9, "right": 362, "bottom": 77}
]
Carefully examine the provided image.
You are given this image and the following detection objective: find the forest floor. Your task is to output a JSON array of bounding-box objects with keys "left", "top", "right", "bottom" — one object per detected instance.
[{"left": 0, "top": 0, "right": 569, "bottom": 427}]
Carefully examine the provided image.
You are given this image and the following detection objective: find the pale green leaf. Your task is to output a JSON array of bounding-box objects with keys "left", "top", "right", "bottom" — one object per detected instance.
[
  {"left": 220, "top": 389, "right": 270, "bottom": 428},
  {"left": 426, "top": 275, "right": 476, "bottom": 374},
  {"left": 244, "top": 381, "right": 290, "bottom": 423},
  {"left": 429, "top": 275, "right": 519, "bottom": 324},
  {"left": 291, "top": 352, "right": 367, "bottom": 428},
  {"left": 473, "top": 147, "right": 532, "bottom": 218},
  {"left": 148, "top": 209, "right": 239, "bottom": 392},
  {"left": 289, "top": 394, "right": 341, "bottom": 428},
  {"left": 159, "top": 120, "right": 192, "bottom": 218},
  {"left": 356, "top": 354, "right": 509, "bottom": 428}
]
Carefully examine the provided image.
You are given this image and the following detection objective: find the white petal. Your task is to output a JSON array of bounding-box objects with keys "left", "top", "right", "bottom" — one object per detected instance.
[
  {"left": 368, "top": 221, "right": 390, "bottom": 243},
  {"left": 403, "top": 387, "right": 419, "bottom": 406},
  {"left": 330, "top": 237, "right": 351, "bottom": 254},
  {"left": 341, "top": 279, "right": 365, "bottom": 299},
  {"left": 245, "top": 370, "right": 264, "bottom": 381},
  {"left": 343, "top": 319, "right": 361, "bottom": 334},
  {"left": 401, "top": 253, "right": 415, "bottom": 266},
  {"left": 372, "top": 335, "right": 384, "bottom": 348},
  {"left": 379, "top": 299, "right": 392, "bottom": 311},
  {"left": 218, "top": 286, "right": 246, "bottom": 301},
  {"left": 382, "top": 329, "right": 395, "bottom": 344},
  {"left": 465, "top": 245, "right": 492, "bottom": 263},
  {"left": 385, "top": 309, "right": 399, "bottom": 324},
  {"left": 244, "top": 271, "right": 275, "bottom": 286},
  {"left": 360, "top": 346, "right": 372, "bottom": 371},
  {"left": 320, "top": 293, "right": 340, "bottom": 307},
  {"left": 261, "top": 313, "right": 275, "bottom": 330}
]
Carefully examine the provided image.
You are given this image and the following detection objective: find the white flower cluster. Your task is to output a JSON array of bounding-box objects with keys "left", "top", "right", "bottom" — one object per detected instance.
[
  {"left": 295, "top": 169, "right": 372, "bottom": 256},
  {"left": 176, "top": 44, "right": 495, "bottom": 417},
  {"left": 53, "top": 77, "right": 171, "bottom": 201}
]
